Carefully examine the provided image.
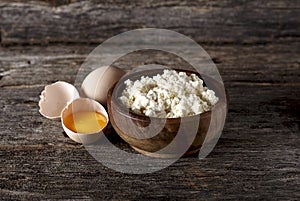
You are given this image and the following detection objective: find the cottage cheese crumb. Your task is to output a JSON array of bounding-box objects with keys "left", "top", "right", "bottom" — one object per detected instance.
[{"left": 119, "top": 70, "right": 218, "bottom": 118}]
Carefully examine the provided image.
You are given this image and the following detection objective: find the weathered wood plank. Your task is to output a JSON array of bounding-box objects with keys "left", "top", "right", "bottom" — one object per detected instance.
[
  {"left": 0, "top": 140, "right": 299, "bottom": 200},
  {"left": 0, "top": 42, "right": 299, "bottom": 88},
  {"left": 0, "top": 42, "right": 299, "bottom": 199},
  {"left": 0, "top": 0, "right": 299, "bottom": 45},
  {"left": 2, "top": 0, "right": 300, "bottom": 9}
]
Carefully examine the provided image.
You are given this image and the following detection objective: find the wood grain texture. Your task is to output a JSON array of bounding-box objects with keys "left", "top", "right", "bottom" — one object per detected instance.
[
  {"left": 0, "top": 0, "right": 299, "bottom": 45},
  {"left": 1, "top": 42, "right": 299, "bottom": 200},
  {"left": 0, "top": 0, "right": 299, "bottom": 200}
]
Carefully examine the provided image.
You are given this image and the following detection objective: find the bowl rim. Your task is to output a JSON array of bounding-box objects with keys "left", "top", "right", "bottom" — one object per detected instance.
[{"left": 107, "top": 68, "right": 225, "bottom": 122}]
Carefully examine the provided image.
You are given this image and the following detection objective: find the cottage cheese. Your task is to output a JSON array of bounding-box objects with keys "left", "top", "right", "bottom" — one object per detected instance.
[{"left": 119, "top": 70, "right": 218, "bottom": 118}]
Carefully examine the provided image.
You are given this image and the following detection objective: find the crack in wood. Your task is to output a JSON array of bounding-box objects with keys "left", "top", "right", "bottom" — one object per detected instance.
[
  {"left": 212, "top": 58, "right": 221, "bottom": 64},
  {"left": 0, "top": 70, "right": 10, "bottom": 81}
]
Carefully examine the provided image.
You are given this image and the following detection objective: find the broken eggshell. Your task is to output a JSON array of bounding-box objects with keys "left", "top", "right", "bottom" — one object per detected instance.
[
  {"left": 38, "top": 81, "right": 110, "bottom": 144},
  {"left": 39, "top": 81, "right": 80, "bottom": 119}
]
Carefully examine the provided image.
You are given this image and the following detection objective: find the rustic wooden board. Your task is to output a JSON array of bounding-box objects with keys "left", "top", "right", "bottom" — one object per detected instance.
[
  {"left": 0, "top": 0, "right": 299, "bottom": 45},
  {"left": 0, "top": 0, "right": 299, "bottom": 200},
  {"left": 1, "top": 42, "right": 299, "bottom": 200}
]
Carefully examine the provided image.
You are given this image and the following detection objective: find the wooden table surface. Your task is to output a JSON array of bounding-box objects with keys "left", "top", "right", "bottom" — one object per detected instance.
[{"left": 0, "top": 0, "right": 299, "bottom": 200}]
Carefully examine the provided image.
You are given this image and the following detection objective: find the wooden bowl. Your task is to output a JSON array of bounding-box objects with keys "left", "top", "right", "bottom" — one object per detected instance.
[{"left": 107, "top": 69, "right": 227, "bottom": 158}]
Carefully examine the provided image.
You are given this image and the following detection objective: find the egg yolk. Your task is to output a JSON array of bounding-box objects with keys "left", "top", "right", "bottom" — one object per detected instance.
[{"left": 64, "top": 111, "right": 107, "bottom": 134}]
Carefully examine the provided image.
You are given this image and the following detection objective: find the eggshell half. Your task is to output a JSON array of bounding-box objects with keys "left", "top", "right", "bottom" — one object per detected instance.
[
  {"left": 39, "top": 81, "right": 80, "bottom": 119},
  {"left": 61, "top": 98, "right": 109, "bottom": 144},
  {"left": 81, "top": 66, "right": 126, "bottom": 106}
]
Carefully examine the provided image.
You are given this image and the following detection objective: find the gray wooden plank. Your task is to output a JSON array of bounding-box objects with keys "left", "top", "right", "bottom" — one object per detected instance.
[
  {"left": 0, "top": 0, "right": 299, "bottom": 45},
  {"left": 0, "top": 43, "right": 299, "bottom": 87}
]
